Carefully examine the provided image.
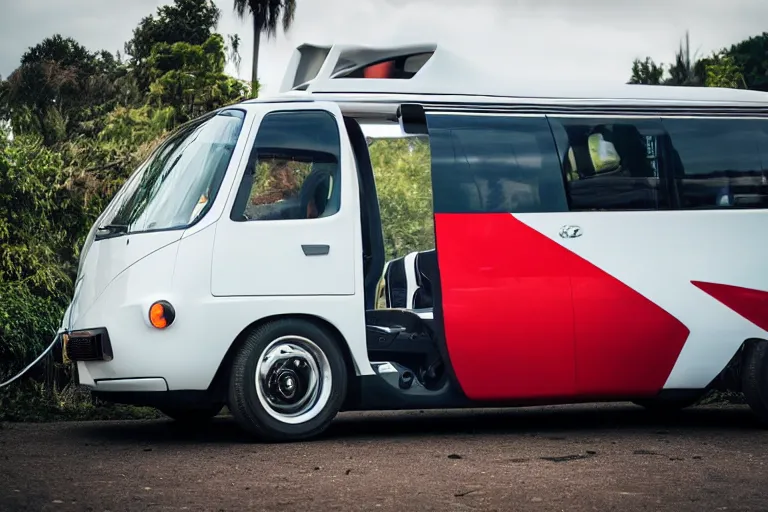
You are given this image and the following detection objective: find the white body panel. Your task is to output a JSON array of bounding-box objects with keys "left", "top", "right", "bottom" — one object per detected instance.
[
  {"left": 67, "top": 101, "right": 372, "bottom": 394},
  {"left": 211, "top": 102, "right": 359, "bottom": 297}
]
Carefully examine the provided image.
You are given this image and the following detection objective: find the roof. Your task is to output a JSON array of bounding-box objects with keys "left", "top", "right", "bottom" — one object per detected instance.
[{"left": 247, "top": 42, "right": 768, "bottom": 108}]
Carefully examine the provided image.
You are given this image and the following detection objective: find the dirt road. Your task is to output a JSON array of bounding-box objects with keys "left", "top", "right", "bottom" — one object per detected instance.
[{"left": 1, "top": 403, "right": 767, "bottom": 511}]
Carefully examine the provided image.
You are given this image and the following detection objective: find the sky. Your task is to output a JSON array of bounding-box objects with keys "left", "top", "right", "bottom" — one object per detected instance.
[{"left": 2, "top": 0, "right": 768, "bottom": 97}]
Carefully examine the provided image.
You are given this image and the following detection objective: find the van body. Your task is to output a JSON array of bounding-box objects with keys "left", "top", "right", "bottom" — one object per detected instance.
[{"left": 58, "top": 43, "right": 768, "bottom": 440}]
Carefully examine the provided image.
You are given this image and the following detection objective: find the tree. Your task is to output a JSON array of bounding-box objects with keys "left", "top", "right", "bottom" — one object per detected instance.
[
  {"left": 629, "top": 57, "right": 665, "bottom": 85},
  {"left": 666, "top": 31, "right": 707, "bottom": 86},
  {"left": 2, "top": 35, "right": 129, "bottom": 145},
  {"left": 125, "top": 0, "right": 221, "bottom": 93},
  {"left": 728, "top": 32, "right": 768, "bottom": 91},
  {"left": 368, "top": 137, "right": 434, "bottom": 260},
  {"left": 705, "top": 51, "right": 747, "bottom": 89},
  {"left": 146, "top": 34, "right": 250, "bottom": 124},
  {"left": 233, "top": 0, "right": 296, "bottom": 91}
]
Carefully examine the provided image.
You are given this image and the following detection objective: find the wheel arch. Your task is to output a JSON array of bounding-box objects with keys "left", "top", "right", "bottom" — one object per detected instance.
[{"left": 206, "top": 313, "right": 360, "bottom": 407}]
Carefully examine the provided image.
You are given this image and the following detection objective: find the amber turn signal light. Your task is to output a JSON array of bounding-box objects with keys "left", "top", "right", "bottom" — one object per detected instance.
[{"left": 149, "top": 301, "right": 175, "bottom": 329}]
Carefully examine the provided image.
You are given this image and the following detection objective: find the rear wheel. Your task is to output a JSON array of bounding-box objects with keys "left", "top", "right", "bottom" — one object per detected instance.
[
  {"left": 742, "top": 341, "right": 768, "bottom": 425},
  {"left": 228, "top": 319, "right": 348, "bottom": 442}
]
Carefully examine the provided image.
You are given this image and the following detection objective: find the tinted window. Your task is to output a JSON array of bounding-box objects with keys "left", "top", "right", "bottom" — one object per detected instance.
[
  {"left": 231, "top": 110, "right": 342, "bottom": 221},
  {"left": 425, "top": 114, "right": 568, "bottom": 214},
  {"left": 662, "top": 118, "right": 768, "bottom": 209},
  {"left": 548, "top": 117, "right": 668, "bottom": 211}
]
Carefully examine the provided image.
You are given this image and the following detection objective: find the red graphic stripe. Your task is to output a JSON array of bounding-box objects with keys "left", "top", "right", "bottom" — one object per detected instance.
[
  {"left": 692, "top": 281, "right": 768, "bottom": 333},
  {"left": 434, "top": 213, "right": 690, "bottom": 401}
]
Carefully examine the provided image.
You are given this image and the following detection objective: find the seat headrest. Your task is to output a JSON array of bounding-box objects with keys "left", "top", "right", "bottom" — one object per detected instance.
[{"left": 588, "top": 132, "right": 621, "bottom": 174}]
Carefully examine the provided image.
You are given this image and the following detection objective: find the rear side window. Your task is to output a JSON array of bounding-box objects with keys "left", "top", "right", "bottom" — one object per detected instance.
[
  {"left": 425, "top": 114, "right": 568, "bottom": 214},
  {"left": 662, "top": 118, "right": 768, "bottom": 209},
  {"left": 230, "top": 110, "right": 342, "bottom": 221},
  {"left": 548, "top": 117, "right": 669, "bottom": 211}
]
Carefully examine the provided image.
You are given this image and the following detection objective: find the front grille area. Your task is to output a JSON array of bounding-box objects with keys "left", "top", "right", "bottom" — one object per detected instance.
[{"left": 64, "top": 329, "right": 113, "bottom": 362}]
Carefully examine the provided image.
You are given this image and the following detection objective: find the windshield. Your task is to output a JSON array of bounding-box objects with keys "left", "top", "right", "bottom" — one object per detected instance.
[{"left": 99, "top": 109, "right": 246, "bottom": 237}]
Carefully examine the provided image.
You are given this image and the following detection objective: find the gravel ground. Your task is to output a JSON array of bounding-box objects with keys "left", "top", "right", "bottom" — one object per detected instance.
[{"left": 1, "top": 403, "right": 767, "bottom": 511}]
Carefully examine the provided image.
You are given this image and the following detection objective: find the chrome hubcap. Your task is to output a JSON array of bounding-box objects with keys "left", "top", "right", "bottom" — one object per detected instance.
[{"left": 255, "top": 336, "right": 332, "bottom": 424}]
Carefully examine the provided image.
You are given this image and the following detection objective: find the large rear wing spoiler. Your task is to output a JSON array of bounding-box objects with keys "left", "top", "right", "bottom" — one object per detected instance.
[{"left": 278, "top": 42, "right": 464, "bottom": 95}]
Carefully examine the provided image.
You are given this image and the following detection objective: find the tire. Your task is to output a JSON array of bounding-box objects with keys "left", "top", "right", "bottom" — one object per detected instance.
[
  {"left": 742, "top": 341, "right": 768, "bottom": 425},
  {"left": 632, "top": 395, "right": 701, "bottom": 413},
  {"left": 159, "top": 403, "right": 223, "bottom": 424},
  {"left": 227, "top": 319, "right": 348, "bottom": 442}
]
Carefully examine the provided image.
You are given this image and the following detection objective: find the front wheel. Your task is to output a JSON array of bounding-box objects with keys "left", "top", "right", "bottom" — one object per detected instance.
[{"left": 228, "top": 319, "right": 348, "bottom": 442}]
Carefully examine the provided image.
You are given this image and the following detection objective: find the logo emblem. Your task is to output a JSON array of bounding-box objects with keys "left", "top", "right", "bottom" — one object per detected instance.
[{"left": 559, "top": 225, "right": 583, "bottom": 239}]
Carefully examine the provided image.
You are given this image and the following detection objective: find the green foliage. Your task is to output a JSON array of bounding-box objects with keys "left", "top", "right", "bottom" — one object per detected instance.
[
  {"left": 0, "top": 282, "right": 62, "bottom": 381},
  {"left": 629, "top": 30, "right": 752, "bottom": 91},
  {"left": 706, "top": 51, "right": 747, "bottom": 89},
  {"left": 3, "top": 35, "right": 128, "bottom": 145},
  {"left": 0, "top": 136, "right": 71, "bottom": 298},
  {"left": 125, "top": 0, "right": 221, "bottom": 92},
  {"left": 369, "top": 137, "right": 434, "bottom": 260},
  {"left": 0, "top": 0, "right": 253, "bottom": 422},
  {"left": 728, "top": 32, "right": 768, "bottom": 92},
  {"left": 629, "top": 57, "right": 665, "bottom": 85},
  {"left": 147, "top": 34, "right": 250, "bottom": 124},
  {"left": 126, "top": 0, "right": 221, "bottom": 62}
]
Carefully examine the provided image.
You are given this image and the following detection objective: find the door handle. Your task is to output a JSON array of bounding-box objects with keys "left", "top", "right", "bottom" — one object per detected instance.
[
  {"left": 302, "top": 244, "right": 330, "bottom": 256},
  {"left": 559, "top": 225, "right": 583, "bottom": 239}
]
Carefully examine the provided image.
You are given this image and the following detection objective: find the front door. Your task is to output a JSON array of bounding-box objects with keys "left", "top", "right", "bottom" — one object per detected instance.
[
  {"left": 425, "top": 111, "right": 577, "bottom": 401},
  {"left": 211, "top": 102, "right": 360, "bottom": 298}
]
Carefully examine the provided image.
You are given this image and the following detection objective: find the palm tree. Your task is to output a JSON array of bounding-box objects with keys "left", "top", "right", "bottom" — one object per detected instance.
[
  {"left": 233, "top": 0, "right": 296, "bottom": 93},
  {"left": 666, "top": 31, "right": 706, "bottom": 86}
]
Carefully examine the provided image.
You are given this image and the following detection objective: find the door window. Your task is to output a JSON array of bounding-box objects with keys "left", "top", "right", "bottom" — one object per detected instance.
[
  {"left": 231, "top": 110, "right": 342, "bottom": 221},
  {"left": 426, "top": 114, "right": 568, "bottom": 214}
]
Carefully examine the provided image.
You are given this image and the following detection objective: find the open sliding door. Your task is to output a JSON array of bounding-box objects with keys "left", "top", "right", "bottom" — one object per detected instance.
[{"left": 423, "top": 110, "right": 577, "bottom": 402}]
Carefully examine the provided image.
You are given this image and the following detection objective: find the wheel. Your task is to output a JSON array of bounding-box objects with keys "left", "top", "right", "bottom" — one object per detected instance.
[
  {"left": 227, "top": 319, "right": 348, "bottom": 442},
  {"left": 159, "top": 403, "right": 223, "bottom": 424},
  {"left": 632, "top": 395, "right": 701, "bottom": 413},
  {"left": 742, "top": 341, "right": 768, "bottom": 425}
]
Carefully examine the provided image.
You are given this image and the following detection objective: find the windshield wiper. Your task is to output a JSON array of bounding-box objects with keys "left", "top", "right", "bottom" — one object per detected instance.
[{"left": 96, "top": 223, "right": 129, "bottom": 236}]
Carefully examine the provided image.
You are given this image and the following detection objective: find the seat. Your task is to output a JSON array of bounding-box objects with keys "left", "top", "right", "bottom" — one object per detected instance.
[
  {"left": 412, "top": 249, "right": 437, "bottom": 310},
  {"left": 365, "top": 249, "right": 439, "bottom": 354},
  {"left": 379, "top": 249, "right": 437, "bottom": 310}
]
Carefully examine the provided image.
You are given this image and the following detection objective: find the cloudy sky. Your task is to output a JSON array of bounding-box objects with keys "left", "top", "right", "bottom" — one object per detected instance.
[{"left": 2, "top": 0, "right": 768, "bottom": 96}]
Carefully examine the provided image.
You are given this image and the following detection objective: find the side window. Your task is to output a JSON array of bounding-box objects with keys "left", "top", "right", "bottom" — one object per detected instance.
[
  {"left": 548, "top": 117, "right": 668, "bottom": 211},
  {"left": 662, "top": 118, "right": 768, "bottom": 209},
  {"left": 231, "top": 110, "right": 342, "bottom": 221},
  {"left": 425, "top": 114, "right": 568, "bottom": 214}
]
